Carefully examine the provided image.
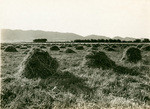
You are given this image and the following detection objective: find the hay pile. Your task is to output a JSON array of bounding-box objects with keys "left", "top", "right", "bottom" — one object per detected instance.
[
  {"left": 65, "top": 48, "right": 76, "bottom": 53},
  {"left": 1, "top": 46, "right": 5, "bottom": 50},
  {"left": 76, "top": 46, "right": 84, "bottom": 50},
  {"left": 40, "top": 45, "right": 46, "bottom": 48},
  {"left": 67, "top": 44, "right": 72, "bottom": 47},
  {"left": 107, "top": 47, "right": 115, "bottom": 51},
  {"left": 4, "top": 46, "right": 18, "bottom": 52},
  {"left": 121, "top": 47, "right": 142, "bottom": 63},
  {"left": 20, "top": 48, "right": 59, "bottom": 79},
  {"left": 60, "top": 45, "right": 66, "bottom": 48},
  {"left": 20, "top": 46, "right": 27, "bottom": 49},
  {"left": 16, "top": 45, "right": 21, "bottom": 48},
  {"left": 50, "top": 46, "right": 60, "bottom": 51},
  {"left": 104, "top": 46, "right": 115, "bottom": 51},
  {"left": 85, "top": 51, "right": 115, "bottom": 69},
  {"left": 141, "top": 45, "right": 150, "bottom": 51},
  {"left": 86, "top": 44, "right": 91, "bottom": 47},
  {"left": 91, "top": 47, "right": 98, "bottom": 50}
]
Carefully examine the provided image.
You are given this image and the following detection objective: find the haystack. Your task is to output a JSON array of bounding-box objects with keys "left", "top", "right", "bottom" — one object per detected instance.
[
  {"left": 65, "top": 48, "right": 76, "bottom": 53},
  {"left": 20, "top": 46, "right": 27, "bottom": 49},
  {"left": 4, "top": 46, "right": 18, "bottom": 52},
  {"left": 1, "top": 46, "right": 5, "bottom": 50},
  {"left": 107, "top": 47, "right": 115, "bottom": 51},
  {"left": 76, "top": 46, "right": 84, "bottom": 50},
  {"left": 86, "top": 44, "right": 91, "bottom": 47},
  {"left": 67, "top": 44, "right": 72, "bottom": 47},
  {"left": 60, "top": 45, "right": 66, "bottom": 48},
  {"left": 121, "top": 47, "right": 142, "bottom": 63},
  {"left": 103, "top": 46, "right": 115, "bottom": 51},
  {"left": 141, "top": 45, "right": 150, "bottom": 51},
  {"left": 50, "top": 46, "right": 60, "bottom": 51},
  {"left": 85, "top": 51, "right": 115, "bottom": 69},
  {"left": 40, "top": 45, "right": 46, "bottom": 48},
  {"left": 91, "top": 47, "right": 98, "bottom": 50},
  {"left": 20, "top": 48, "right": 59, "bottom": 79}
]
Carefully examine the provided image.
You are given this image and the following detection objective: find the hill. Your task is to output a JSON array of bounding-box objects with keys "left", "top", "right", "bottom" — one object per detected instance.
[
  {"left": 1, "top": 29, "right": 83, "bottom": 42},
  {"left": 1, "top": 29, "right": 146, "bottom": 42}
]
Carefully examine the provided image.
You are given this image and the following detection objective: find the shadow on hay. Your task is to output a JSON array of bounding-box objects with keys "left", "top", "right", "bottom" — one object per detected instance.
[
  {"left": 113, "top": 65, "right": 140, "bottom": 76},
  {"left": 39, "top": 71, "right": 94, "bottom": 96},
  {"left": 85, "top": 51, "right": 140, "bottom": 76}
]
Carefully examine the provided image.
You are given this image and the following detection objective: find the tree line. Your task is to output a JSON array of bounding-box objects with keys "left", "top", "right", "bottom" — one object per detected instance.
[
  {"left": 33, "top": 38, "right": 150, "bottom": 43},
  {"left": 33, "top": 38, "right": 47, "bottom": 42},
  {"left": 74, "top": 38, "right": 150, "bottom": 43}
]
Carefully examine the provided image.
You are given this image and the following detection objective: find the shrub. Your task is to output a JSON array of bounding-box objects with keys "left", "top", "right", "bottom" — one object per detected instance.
[
  {"left": 85, "top": 51, "right": 115, "bottom": 69},
  {"left": 76, "top": 46, "right": 84, "bottom": 50},
  {"left": 65, "top": 48, "right": 76, "bottom": 53},
  {"left": 19, "top": 48, "right": 59, "bottom": 79},
  {"left": 4, "top": 46, "right": 18, "bottom": 52},
  {"left": 121, "top": 47, "right": 142, "bottom": 63},
  {"left": 50, "top": 46, "right": 60, "bottom": 51}
]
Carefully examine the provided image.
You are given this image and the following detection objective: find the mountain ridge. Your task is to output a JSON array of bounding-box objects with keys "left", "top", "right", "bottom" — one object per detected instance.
[{"left": 1, "top": 29, "right": 148, "bottom": 42}]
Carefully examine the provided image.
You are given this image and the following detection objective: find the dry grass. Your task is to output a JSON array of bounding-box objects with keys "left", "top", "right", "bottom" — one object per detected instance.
[{"left": 1, "top": 43, "right": 150, "bottom": 109}]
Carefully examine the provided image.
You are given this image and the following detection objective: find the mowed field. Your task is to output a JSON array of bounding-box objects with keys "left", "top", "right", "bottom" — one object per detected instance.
[{"left": 1, "top": 43, "right": 150, "bottom": 109}]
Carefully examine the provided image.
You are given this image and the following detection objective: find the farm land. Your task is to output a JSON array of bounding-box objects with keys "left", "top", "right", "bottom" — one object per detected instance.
[{"left": 1, "top": 43, "right": 150, "bottom": 109}]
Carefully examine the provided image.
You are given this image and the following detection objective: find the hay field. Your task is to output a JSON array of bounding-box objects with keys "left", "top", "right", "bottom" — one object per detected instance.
[{"left": 1, "top": 43, "right": 150, "bottom": 109}]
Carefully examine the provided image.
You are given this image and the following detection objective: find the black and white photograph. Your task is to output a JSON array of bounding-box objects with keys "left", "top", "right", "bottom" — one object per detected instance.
[{"left": 0, "top": 0, "right": 150, "bottom": 108}]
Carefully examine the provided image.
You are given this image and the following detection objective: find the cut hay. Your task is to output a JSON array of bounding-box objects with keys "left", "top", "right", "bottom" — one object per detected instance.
[
  {"left": 121, "top": 47, "right": 142, "bottom": 63},
  {"left": 75, "top": 46, "right": 84, "bottom": 50},
  {"left": 67, "top": 44, "right": 72, "bottom": 47},
  {"left": 85, "top": 51, "right": 115, "bottom": 70},
  {"left": 137, "top": 44, "right": 143, "bottom": 48},
  {"left": 86, "top": 44, "right": 91, "bottom": 47},
  {"left": 20, "top": 46, "right": 28, "bottom": 49},
  {"left": 1, "top": 46, "right": 5, "bottom": 50},
  {"left": 4, "top": 46, "right": 18, "bottom": 52},
  {"left": 104, "top": 46, "right": 115, "bottom": 51},
  {"left": 60, "top": 45, "right": 66, "bottom": 48},
  {"left": 50, "top": 46, "right": 60, "bottom": 51},
  {"left": 19, "top": 48, "right": 59, "bottom": 79},
  {"left": 16, "top": 45, "right": 21, "bottom": 48},
  {"left": 107, "top": 47, "right": 115, "bottom": 51},
  {"left": 23, "top": 50, "right": 30, "bottom": 54},
  {"left": 91, "top": 47, "right": 98, "bottom": 50},
  {"left": 141, "top": 45, "right": 150, "bottom": 51},
  {"left": 65, "top": 48, "right": 76, "bottom": 53},
  {"left": 40, "top": 45, "right": 46, "bottom": 49}
]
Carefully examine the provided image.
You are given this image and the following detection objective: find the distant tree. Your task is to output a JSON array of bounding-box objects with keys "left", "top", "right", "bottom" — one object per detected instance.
[
  {"left": 142, "top": 38, "right": 150, "bottom": 43},
  {"left": 33, "top": 38, "right": 47, "bottom": 43},
  {"left": 133, "top": 39, "right": 141, "bottom": 43}
]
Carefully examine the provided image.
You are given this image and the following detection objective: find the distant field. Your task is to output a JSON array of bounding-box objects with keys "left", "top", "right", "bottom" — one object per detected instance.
[{"left": 1, "top": 43, "right": 150, "bottom": 109}]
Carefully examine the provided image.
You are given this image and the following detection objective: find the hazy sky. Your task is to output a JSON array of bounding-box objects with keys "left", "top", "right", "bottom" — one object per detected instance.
[{"left": 0, "top": 0, "right": 150, "bottom": 38}]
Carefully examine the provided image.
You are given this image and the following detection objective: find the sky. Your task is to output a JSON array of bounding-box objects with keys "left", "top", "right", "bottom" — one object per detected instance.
[{"left": 0, "top": 0, "right": 150, "bottom": 38}]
